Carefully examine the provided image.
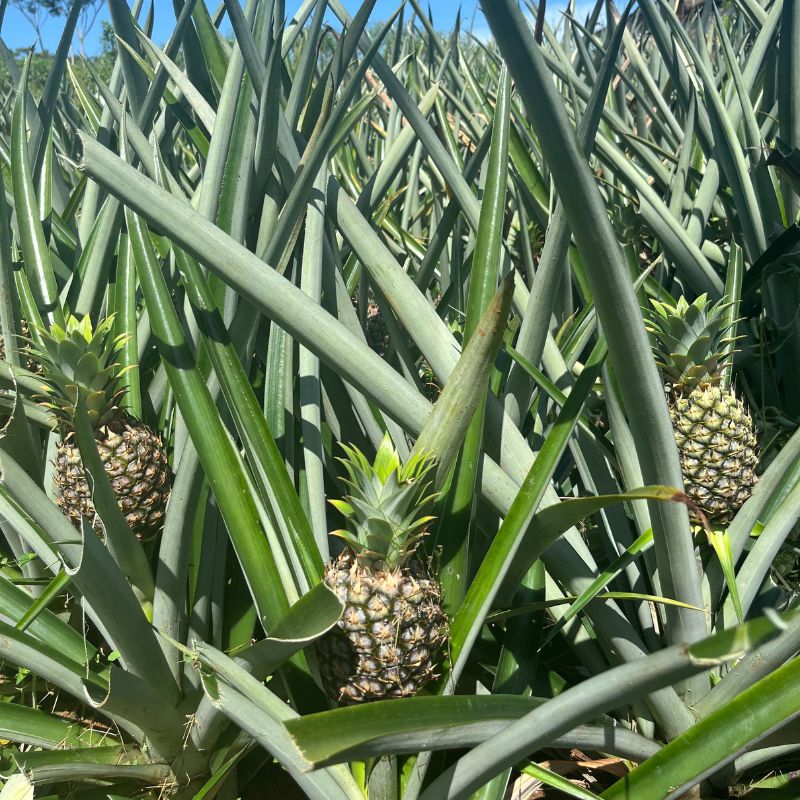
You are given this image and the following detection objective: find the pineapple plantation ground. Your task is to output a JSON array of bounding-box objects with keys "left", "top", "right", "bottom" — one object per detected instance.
[{"left": 1, "top": 0, "right": 800, "bottom": 799}]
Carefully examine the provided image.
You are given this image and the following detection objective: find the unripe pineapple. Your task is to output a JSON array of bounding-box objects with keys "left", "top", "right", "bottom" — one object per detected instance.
[
  {"left": 28, "top": 316, "right": 172, "bottom": 539},
  {"left": 351, "top": 298, "right": 390, "bottom": 357},
  {"left": 316, "top": 435, "right": 448, "bottom": 703},
  {"left": 365, "top": 302, "right": 390, "bottom": 357},
  {"left": 647, "top": 295, "right": 758, "bottom": 523}
]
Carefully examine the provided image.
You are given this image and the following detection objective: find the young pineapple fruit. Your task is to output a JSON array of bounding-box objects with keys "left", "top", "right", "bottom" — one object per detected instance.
[
  {"left": 365, "top": 302, "right": 390, "bottom": 357},
  {"left": 647, "top": 295, "right": 758, "bottom": 523},
  {"left": 317, "top": 435, "right": 448, "bottom": 703},
  {"left": 29, "top": 316, "right": 172, "bottom": 538},
  {"left": 351, "top": 298, "right": 390, "bottom": 357}
]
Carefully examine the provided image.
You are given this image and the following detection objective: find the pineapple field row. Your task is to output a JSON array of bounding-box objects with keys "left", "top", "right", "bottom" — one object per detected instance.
[{"left": 1, "top": 0, "right": 799, "bottom": 798}]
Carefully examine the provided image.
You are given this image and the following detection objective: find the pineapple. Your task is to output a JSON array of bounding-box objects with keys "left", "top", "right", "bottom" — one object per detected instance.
[
  {"left": 647, "top": 295, "right": 758, "bottom": 523},
  {"left": 365, "top": 302, "right": 390, "bottom": 357},
  {"left": 28, "top": 316, "right": 172, "bottom": 539},
  {"left": 351, "top": 297, "right": 390, "bottom": 357},
  {"left": 316, "top": 434, "right": 448, "bottom": 703}
]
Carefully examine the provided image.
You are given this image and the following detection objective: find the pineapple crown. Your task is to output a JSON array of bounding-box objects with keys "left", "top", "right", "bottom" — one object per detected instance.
[
  {"left": 28, "top": 315, "right": 130, "bottom": 430},
  {"left": 646, "top": 294, "right": 736, "bottom": 392},
  {"left": 330, "top": 434, "right": 437, "bottom": 569}
]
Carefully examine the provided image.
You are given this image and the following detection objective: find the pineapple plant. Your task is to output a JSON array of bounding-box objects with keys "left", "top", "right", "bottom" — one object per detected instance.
[
  {"left": 28, "top": 315, "right": 172, "bottom": 538},
  {"left": 647, "top": 295, "right": 758, "bottom": 523},
  {"left": 316, "top": 434, "right": 448, "bottom": 703}
]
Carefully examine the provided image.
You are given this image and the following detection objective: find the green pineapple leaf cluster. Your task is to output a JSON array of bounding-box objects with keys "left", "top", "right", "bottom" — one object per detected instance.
[
  {"left": 330, "top": 433, "right": 437, "bottom": 568},
  {"left": 646, "top": 294, "right": 736, "bottom": 392},
  {"left": 28, "top": 315, "right": 130, "bottom": 430}
]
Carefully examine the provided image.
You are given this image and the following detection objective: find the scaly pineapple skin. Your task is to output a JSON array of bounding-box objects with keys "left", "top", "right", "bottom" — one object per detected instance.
[
  {"left": 365, "top": 303, "right": 390, "bottom": 357},
  {"left": 317, "top": 551, "right": 448, "bottom": 703},
  {"left": 671, "top": 384, "right": 758, "bottom": 523},
  {"left": 55, "top": 415, "right": 171, "bottom": 538}
]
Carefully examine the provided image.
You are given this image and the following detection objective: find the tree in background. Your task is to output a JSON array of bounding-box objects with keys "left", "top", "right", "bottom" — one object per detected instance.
[{"left": 11, "top": 0, "right": 104, "bottom": 53}]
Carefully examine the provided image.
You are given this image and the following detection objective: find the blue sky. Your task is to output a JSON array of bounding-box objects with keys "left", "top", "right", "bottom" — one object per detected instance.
[
  {"left": 1, "top": 1, "right": 588, "bottom": 55},
  {"left": 2, "top": 1, "right": 489, "bottom": 54}
]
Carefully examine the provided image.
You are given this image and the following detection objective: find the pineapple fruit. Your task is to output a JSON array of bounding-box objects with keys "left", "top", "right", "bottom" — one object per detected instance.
[
  {"left": 365, "top": 302, "right": 390, "bottom": 357},
  {"left": 28, "top": 316, "right": 172, "bottom": 538},
  {"left": 647, "top": 295, "right": 758, "bottom": 523},
  {"left": 351, "top": 297, "right": 390, "bottom": 357},
  {"left": 316, "top": 434, "right": 448, "bottom": 703}
]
